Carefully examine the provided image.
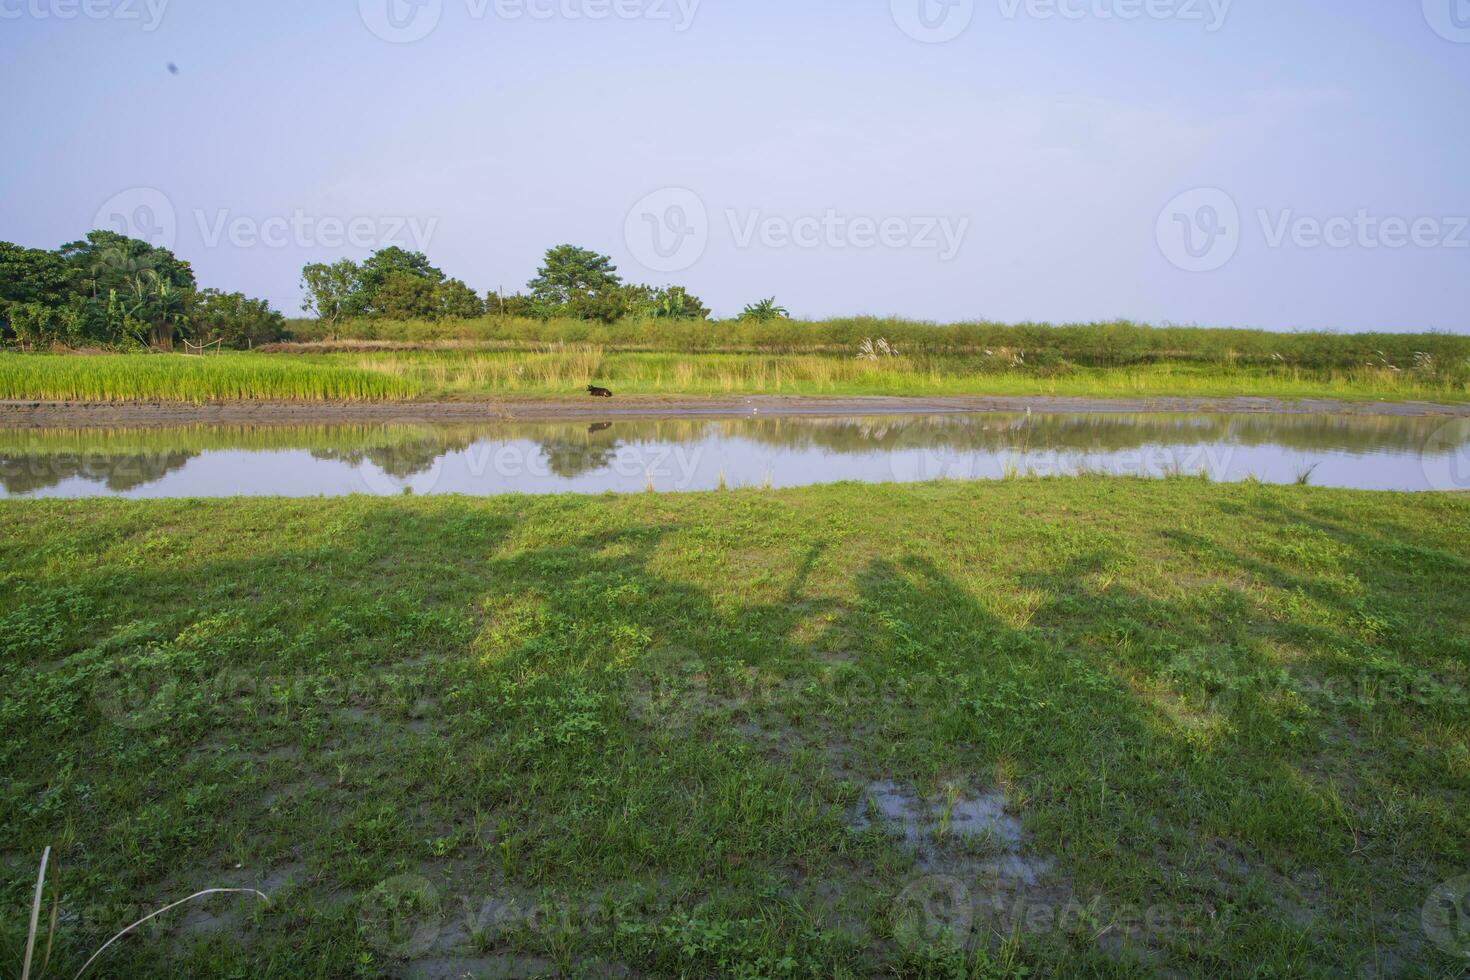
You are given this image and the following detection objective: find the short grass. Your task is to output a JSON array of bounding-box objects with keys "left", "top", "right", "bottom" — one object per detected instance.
[
  {"left": 5, "top": 348, "right": 1468, "bottom": 404},
  {"left": 2, "top": 480, "right": 1468, "bottom": 976}
]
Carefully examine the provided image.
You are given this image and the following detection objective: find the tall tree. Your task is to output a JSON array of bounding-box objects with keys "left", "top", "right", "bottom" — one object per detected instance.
[
  {"left": 434, "top": 278, "right": 485, "bottom": 319},
  {"left": 527, "top": 244, "right": 622, "bottom": 311},
  {"left": 0, "top": 242, "right": 70, "bottom": 309},
  {"left": 57, "top": 230, "right": 195, "bottom": 298},
  {"left": 192, "top": 290, "right": 286, "bottom": 348},
  {"left": 300, "top": 259, "right": 364, "bottom": 340},
  {"left": 358, "top": 247, "right": 444, "bottom": 308},
  {"left": 373, "top": 273, "right": 438, "bottom": 320}
]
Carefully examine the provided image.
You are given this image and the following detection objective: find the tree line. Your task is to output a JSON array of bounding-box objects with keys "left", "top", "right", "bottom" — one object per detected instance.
[
  {"left": 0, "top": 231, "right": 285, "bottom": 350},
  {"left": 300, "top": 243, "right": 726, "bottom": 339},
  {"left": 1, "top": 232, "right": 790, "bottom": 351}
]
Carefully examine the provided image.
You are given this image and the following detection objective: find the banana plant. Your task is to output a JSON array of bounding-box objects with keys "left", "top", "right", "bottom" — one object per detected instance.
[
  {"left": 739, "top": 297, "right": 789, "bottom": 322},
  {"left": 127, "top": 270, "right": 193, "bottom": 349}
]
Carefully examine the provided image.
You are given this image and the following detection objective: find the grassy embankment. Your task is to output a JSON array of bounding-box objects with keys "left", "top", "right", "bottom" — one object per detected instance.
[
  {"left": 2, "top": 480, "right": 1468, "bottom": 975},
  {"left": 3, "top": 318, "right": 1470, "bottom": 403}
]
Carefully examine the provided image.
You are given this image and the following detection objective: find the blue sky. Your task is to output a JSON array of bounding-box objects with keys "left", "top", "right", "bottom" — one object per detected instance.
[{"left": 2, "top": 0, "right": 1467, "bottom": 329}]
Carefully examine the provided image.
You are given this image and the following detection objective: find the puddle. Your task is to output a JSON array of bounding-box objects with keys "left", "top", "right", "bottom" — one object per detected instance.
[{"left": 851, "top": 780, "right": 1051, "bottom": 886}]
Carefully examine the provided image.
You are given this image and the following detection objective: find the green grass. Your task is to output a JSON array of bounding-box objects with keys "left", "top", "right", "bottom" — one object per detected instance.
[
  {"left": 0, "top": 352, "right": 416, "bottom": 403},
  {"left": 2, "top": 479, "right": 1468, "bottom": 975},
  {"left": 4, "top": 348, "right": 1468, "bottom": 404},
  {"left": 286, "top": 315, "right": 1470, "bottom": 373},
  {"left": 345, "top": 348, "right": 1470, "bottom": 401}
]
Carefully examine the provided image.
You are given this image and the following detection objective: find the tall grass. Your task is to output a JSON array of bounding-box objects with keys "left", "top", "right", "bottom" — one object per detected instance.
[
  {"left": 284, "top": 314, "right": 1470, "bottom": 373},
  {"left": 343, "top": 349, "right": 1470, "bottom": 401},
  {"left": 0, "top": 353, "right": 417, "bottom": 403}
]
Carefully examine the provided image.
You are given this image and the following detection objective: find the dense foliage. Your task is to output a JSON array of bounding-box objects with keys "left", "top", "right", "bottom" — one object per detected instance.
[
  {"left": 0, "top": 232, "right": 284, "bottom": 350},
  {"left": 302, "top": 243, "right": 712, "bottom": 330}
]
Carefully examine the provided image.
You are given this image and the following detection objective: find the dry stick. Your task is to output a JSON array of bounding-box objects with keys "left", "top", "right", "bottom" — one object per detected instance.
[
  {"left": 42, "top": 853, "right": 60, "bottom": 976},
  {"left": 20, "top": 846, "right": 49, "bottom": 980},
  {"left": 72, "top": 888, "right": 270, "bottom": 980}
]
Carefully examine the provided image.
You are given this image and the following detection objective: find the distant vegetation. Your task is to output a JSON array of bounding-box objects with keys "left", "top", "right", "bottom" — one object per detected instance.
[
  {"left": 0, "top": 232, "right": 285, "bottom": 350},
  {"left": 301, "top": 243, "right": 713, "bottom": 338},
  {"left": 283, "top": 313, "right": 1470, "bottom": 374},
  {"left": 5, "top": 232, "right": 1469, "bottom": 404}
]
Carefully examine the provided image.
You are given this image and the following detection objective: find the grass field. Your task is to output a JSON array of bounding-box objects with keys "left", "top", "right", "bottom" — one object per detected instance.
[
  {"left": 3, "top": 347, "right": 1469, "bottom": 404},
  {"left": 284, "top": 316, "right": 1470, "bottom": 371},
  {"left": 3, "top": 480, "right": 1468, "bottom": 976}
]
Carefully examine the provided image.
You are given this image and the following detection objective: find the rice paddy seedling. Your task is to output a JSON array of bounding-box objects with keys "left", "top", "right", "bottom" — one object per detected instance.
[
  {"left": 0, "top": 353, "right": 417, "bottom": 403},
  {"left": 6, "top": 342, "right": 1470, "bottom": 402}
]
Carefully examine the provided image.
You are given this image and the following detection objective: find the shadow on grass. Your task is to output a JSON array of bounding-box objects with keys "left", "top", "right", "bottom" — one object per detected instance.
[{"left": 2, "top": 489, "right": 1467, "bottom": 975}]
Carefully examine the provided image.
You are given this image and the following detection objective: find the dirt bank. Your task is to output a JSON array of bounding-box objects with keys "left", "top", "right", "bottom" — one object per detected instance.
[{"left": 2, "top": 394, "right": 1469, "bottom": 429}]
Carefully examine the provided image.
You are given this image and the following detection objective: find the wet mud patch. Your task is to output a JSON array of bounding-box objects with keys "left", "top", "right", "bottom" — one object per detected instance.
[
  {"left": 847, "top": 779, "right": 1182, "bottom": 967},
  {"left": 849, "top": 779, "right": 1050, "bottom": 886}
]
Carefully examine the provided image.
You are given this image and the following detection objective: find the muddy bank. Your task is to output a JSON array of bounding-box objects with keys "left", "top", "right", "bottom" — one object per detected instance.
[{"left": 2, "top": 394, "right": 1469, "bottom": 428}]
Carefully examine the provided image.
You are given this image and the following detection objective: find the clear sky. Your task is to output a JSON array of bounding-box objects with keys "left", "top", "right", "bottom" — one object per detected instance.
[{"left": 2, "top": 0, "right": 1467, "bottom": 330}]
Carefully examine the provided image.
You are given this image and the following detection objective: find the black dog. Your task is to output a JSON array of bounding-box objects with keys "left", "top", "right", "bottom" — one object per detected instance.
[{"left": 587, "top": 385, "right": 614, "bottom": 398}]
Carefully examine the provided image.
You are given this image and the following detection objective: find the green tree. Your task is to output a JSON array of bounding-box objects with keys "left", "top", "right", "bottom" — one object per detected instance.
[
  {"left": 192, "top": 290, "right": 286, "bottom": 348},
  {"left": 300, "top": 259, "right": 365, "bottom": 339},
  {"left": 434, "top": 278, "right": 485, "bottom": 319},
  {"left": 373, "top": 273, "right": 439, "bottom": 320},
  {"left": 739, "top": 297, "right": 789, "bottom": 322},
  {"left": 58, "top": 230, "right": 195, "bottom": 299},
  {"left": 527, "top": 244, "right": 622, "bottom": 313},
  {"left": 359, "top": 247, "right": 444, "bottom": 310},
  {"left": 0, "top": 242, "right": 72, "bottom": 343},
  {"left": 653, "top": 285, "right": 710, "bottom": 320},
  {"left": 5, "top": 303, "right": 82, "bottom": 349},
  {"left": 485, "top": 290, "right": 536, "bottom": 317},
  {"left": 0, "top": 242, "right": 69, "bottom": 308}
]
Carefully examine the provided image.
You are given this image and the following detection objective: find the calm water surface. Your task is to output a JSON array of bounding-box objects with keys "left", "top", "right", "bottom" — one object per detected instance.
[{"left": 2, "top": 413, "right": 1468, "bottom": 498}]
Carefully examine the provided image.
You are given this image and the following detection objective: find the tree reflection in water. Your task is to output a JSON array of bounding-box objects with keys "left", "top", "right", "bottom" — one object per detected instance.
[
  {"left": 0, "top": 451, "right": 197, "bottom": 495},
  {"left": 2, "top": 413, "right": 1466, "bottom": 496}
]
